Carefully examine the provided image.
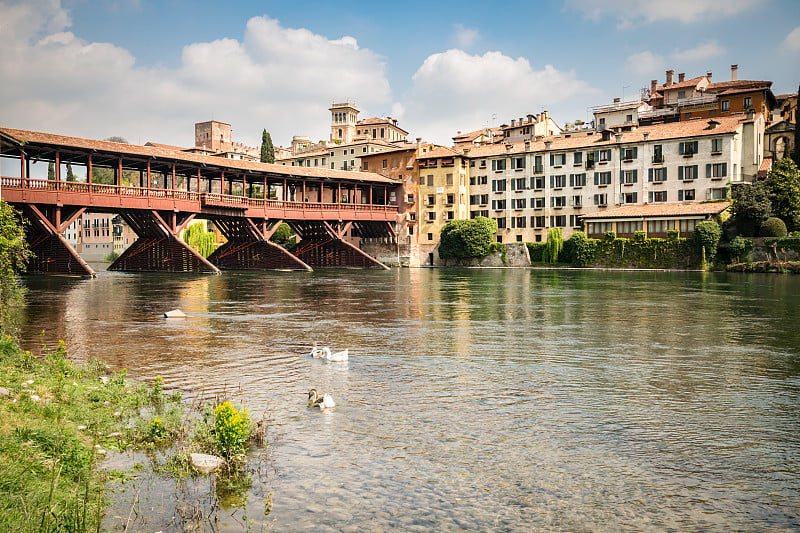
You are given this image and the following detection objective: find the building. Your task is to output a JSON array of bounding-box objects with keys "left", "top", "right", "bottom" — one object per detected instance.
[
  {"left": 191, "top": 120, "right": 261, "bottom": 161},
  {"left": 499, "top": 111, "right": 562, "bottom": 142},
  {"left": 765, "top": 92, "right": 797, "bottom": 161},
  {"left": 592, "top": 99, "right": 652, "bottom": 131},
  {"left": 581, "top": 202, "right": 731, "bottom": 239},
  {"left": 355, "top": 117, "right": 408, "bottom": 143},
  {"left": 452, "top": 127, "right": 503, "bottom": 148}
]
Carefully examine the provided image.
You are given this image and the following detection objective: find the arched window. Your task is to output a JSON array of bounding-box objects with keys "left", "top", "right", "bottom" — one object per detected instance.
[{"left": 775, "top": 136, "right": 788, "bottom": 160}]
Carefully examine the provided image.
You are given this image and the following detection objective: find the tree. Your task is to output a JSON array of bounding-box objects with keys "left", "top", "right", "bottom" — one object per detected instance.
[
  {"left": 791, "top": 83, "right": 800, "bottom": 166},
  {"left": 260, "top": 129, "right": 275, "bottom": 164},
  {"left": 438, "top": 217, "right": 498, "bottom": 259},
  {"left": 730, "top": 181, "right": 773, "bottom": 236},
  {"left": 183, "top": 221, "right": 216, "bottom": 257},
  {"left": 759, "top": 217, "right": 788, "bottom": 237},
  {"left": 0, "top": 201, "right": 31, "bottom": 334},
  {"left": 270, "top": 222, "right": 296, "bottom": 249},
  {"left": 105, "top": 136, "right": 128, "bottom": 144},
  {"left": 766, "top": 156, "right": 800, "bottom": 231},
  {"left": 693, "top": 220, "right": 722, "bottom": 263},
  {"left": 543, "top": 228, "right": 563, "bottom": 264}
]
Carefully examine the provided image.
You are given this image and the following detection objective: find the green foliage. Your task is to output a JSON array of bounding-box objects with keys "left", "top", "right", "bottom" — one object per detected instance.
[
  {"left": 591, "top": 237, "right": 700, "bottom": 269},
  {"left": 542, "top": 228, "right": 563, "bottom": 264},
  {"left": 604, "top": 231, "right": 616, "bottom": 241},
  {"left": 183, "top": 222, "right": 216, "bottom": 257},
  {"left": 633, "top": 231, "right": 647, "bottom": 243},
  {"left": 730, "top": 181, "right": 773, "bottom": 236},
  {"left": 0, "top": 201, "right": 31, "bottom": 336},
  {"left": 438, "top": 217, "right": 498, "bottom": 259},
  {"left": 766, "top": 157, "right": 800, "bottom": 231},
  {"left": 728, "top": 236, "right": 753, "bottom": 263},
  {"left": 103, "top": 250, "right": 119, "bottom": 263},
  {"left": 260, "top": 129, "right": 275, "bottom": 164},
  {"left": 760, "top": 216, "right": 788, "bottom": 237},
  {"left": 213, "top": 401, "right": 252, "bottom": 461},
  {"left": 666, "top": 229, "right": 680, "bottom": 240},
  {"left": 526, "top": 242, "right": 545, "bottom": 262},
  {"left": 564, "top": 231, "right": 598, "bottom": 267},
  {"left": 692, "top": 220, "right": 722, "bottom": 262},
  {"left": 270, "top": 222, "right": 296, "bottom": 249}
]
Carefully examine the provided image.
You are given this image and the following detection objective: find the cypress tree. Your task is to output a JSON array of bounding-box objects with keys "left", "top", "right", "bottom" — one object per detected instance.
[{"left": 261, "top": 129, "right": 275, "bottom": 164}]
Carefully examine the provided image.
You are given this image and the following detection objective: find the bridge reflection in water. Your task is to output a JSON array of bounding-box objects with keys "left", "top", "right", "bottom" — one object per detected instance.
[{"left": 0, "top": 127, "right": 402, "bottom": 275}]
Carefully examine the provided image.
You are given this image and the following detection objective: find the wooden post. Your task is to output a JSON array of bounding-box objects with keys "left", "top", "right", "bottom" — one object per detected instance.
[
  {"left": 20, "top": 152, "right": 26, "bottom": 183},
  {"left": 283, "top": 178, "right": 287, "bottom": 201},
  {"left": 147, "top": 160, "right": 151, "bottom": 189},
  {"left": 55, "top": 150, "right": 61, "bottom": 190},
  {"left": 302, "top": 180, "right": 307, "bottom": 202},
  {"left": 118, "top": 157, "right": 123, "bottom": 187},
  {"left": 197, "top": 167, "right": 201, "bottom": 193},
  {"left": 87, "top": 155, "right": 92, "bottom": 185}
]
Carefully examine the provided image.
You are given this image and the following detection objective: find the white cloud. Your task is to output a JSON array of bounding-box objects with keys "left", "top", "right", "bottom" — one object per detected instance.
[
  {"left": 566, "top": 0, "right": 759, "bottom": 26},
  {"left": 0, "top": 1, "right": 391, "bottom": 148},
  {"left": 399, "top": 49, "right": 596, "bottom": 144},
  {"left": 626, "top": 51, "right": 664, "bottom": 75},
  {"left": 783, "top": 26, "right": 800, "bottom": 51},
  {"left": 671, "top": 40, "right": 724, "bottom": 62},
  {"left": 453, "top": 23, "right": 479, "bottom": 48}
]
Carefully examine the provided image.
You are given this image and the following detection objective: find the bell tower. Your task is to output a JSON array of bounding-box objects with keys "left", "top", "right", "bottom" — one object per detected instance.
[{"left": 329, "top": 102, "right": 359, "bottom": 144}]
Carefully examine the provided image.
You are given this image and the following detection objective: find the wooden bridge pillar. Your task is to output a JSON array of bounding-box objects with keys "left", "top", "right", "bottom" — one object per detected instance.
[
  {"left": 16, "top": 204, "right": 95, "bottom": 276},
  {"left": 207, "top": 218, "right": 312, "bottom": 271},
  {"left": 291, "top": 221, "right": 390, "bottom": 269},
  {"left": 109, "top": 210, "right": 220, "bottom": 273}
]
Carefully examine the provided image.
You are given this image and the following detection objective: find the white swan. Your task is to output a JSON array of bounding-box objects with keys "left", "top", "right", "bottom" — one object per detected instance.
[
  {"left": 321, "top": 346, "right": 349, "bottom": 362},
  {"left": 309, "top": 343, "right": 326, "bottom": 358},
  {"left": 307, "top": 388, "right": 336, "bottom": 409}
]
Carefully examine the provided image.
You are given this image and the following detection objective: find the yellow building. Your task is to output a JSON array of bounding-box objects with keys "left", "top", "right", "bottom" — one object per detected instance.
[{"left": 416, "top": 145, "right": 469, "bottom": 265}]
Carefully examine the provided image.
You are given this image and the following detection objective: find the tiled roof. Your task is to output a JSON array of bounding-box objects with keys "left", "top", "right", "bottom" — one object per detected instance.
[
  {"left": 581, "top": 202, "right": 731, "bottom": 220},
  {"left": 655, "top": 75, "right": 707, "bottom": 92},
  {"left": 0, "top": 127, "right": 399, "bottom": 184},
  {"left": 452, "top": 127, "right": 503, "bottom": 142},
  {"left": 145, "top": 142, "right": 189, "bottom": 152},
  {"left": 706, "top": 80, "right": 772, "bottom": 92},
  {"left": 418, "top": 145, "right": 462, "bottom": 159},
  {"left": 758, "top": 156, "right": 773, "bottom": 178}
]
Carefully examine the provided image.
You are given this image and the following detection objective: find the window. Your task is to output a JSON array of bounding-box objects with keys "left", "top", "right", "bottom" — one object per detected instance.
[
  {"left": 721, "top": 100, "right": 730, "bottom": 112},
  {"left": 679, "top": 165, "right": 699, "bottom": 180},
  {"left": 408, "top": 226, "right": 414, "bottom": 236},
  {"left": 653, "top": 144, "right": 664, "bottom": 163},
  {"left": 426, "top": 211, "right": 436, "bottom": 221},
  {"left": 532, "top": 216, "right": 546, "bottom": 228},
  {"left": 492, "top": 179, "right": 507, "bottom": 192},
  {"left": 570, "top": 173, "right": 586, "bottom": 187},
  {"left": 596, "top": 149, "right": 612, "bottom": 162},
  {"left": 711, "top": 138, "right": 723, "bottom": 153},
  {"left": 533, "top": 197, "right": 545, "bottom": 209},
  {"left": 620, "top": 170, "right": 638, "bottom": 184},
  {"left": 491, "top": 199, "right": 507, "bottom": 210},
  {"left": 382, "top": 159, "right": 387, "bottom": 169},
  {"left": 679, "top": 219, "right": 698, "bottom": 233},
  {"left": 550, "top": 153, "right": 567, "bottom": 166},
  {"left": 744, "top": 97, "right": 752, "bottom": 109},
  {"left": 511, "top": 198, "right": 526, "bottom": 209},
  {"left": 707, "top": 187, "right": 727, "bottom": 200},
  {"left": 648, "top": 191, "right": 667, "bottom": 202},
  {"left": 679, "top": 141, "right": 698, "bottom": 156},
  {"left": 427, "top": 175, "right": 434, "bottom": 186},
  {"left": 363, "top": 147, "right": 368, "bottom": 153},
  {"left": 511, "top": 216, "right": 527, "bottom": 228},
  {"left": 599, "top": 118, "right": 606, "bottom": 129},
  {"left": 621, "top": 147, "right": 638, "bottom": 160},
  {"left": 495, "top": 217, "right": 507, "bottom": 229},
  {"left": 707, "top": 163, "right": 727, "bottom": 178},
  {"left": 491, "top": 159, "right": 507, "bottom": 171},
  {"left": 363, "top": 161, "right": 369, "bottom": 170},
  {"left": 446, "top": 193, "right": 454, "bottom": 204},
  {"left": 426, "top": 194, "right": 435, "bottom": 205},
  {"left": 447, "top": 211, "right": 455, "bottom": 220},
  {"left": 573, "top": 152, "right": 583, "bottom": 165},
  {"left": 551, "top": 175, "right": 567, "bottom": 188},
  {"left": 621, "top": 192, "right": 638, "bottom": 204},
  {"left": 571, "top": 195, "right": 582, "bottom": 207},
  {"left": 446, "top": 173, "right": 453, "bottom": 185},
  {"left": 678, "top": 91, "right": 686, "bottom": 100},
  {"left": 513, "top": 177, "right": 527, "bottom": 190},
  {"left": 551, "top": 196, "right": 567, "bottom": 208},
  {"left": 350, "top": 149, "right": 355, "bottom": 155},
  {"left": 511, "top": 156, "right": 525, "bottom": 170},
  {"left": 594, "top": 193, "right": 608, "bottom": 206},
  {"left": 550, "top": 215, "right": 567, "bottom": 227},
  {"left": 476, "top": 176, "right": 488, "bottom": 185},
  {"left": 678, "top": 189, "right": 695, "bottom": 201},
  {"left": 626, "top": 114, "right": 633, "bottom": 123},
  {"left": 594, "top": 171, "right": 612, "bottom": 185},
  {"left": 649, "top": 168, "right": 668, "bottom": 182},
  {"left": 427, "top": 232, "right": 433, "bottom": 241},
  {"left": 479, "top": 160, "right": 487, "bottom": 169},
  {"left": 534, "top": 155, "right": 544, "bottom": 173},
  {"left": 530, "top": 176, "right": 545, "bottom": 189}
]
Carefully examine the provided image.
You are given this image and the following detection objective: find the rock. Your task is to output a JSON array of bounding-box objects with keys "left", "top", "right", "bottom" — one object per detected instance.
[
  {"left": 163, "top": 309, "right": 186, "bottom": 318},
  {"left": 99, "top": 376, "right": 109, "bottom": 384},
  {"left": 77, "top": 425, "right": 87, "bottom": 430},
  {"left": 190, "top": 453, "right": 224, "bottom": 474},
  {"left": 108, "top": 432, "right": 122, "bottom": 438},
  {"left": 113, "top": 411, "right": 122, "bottom": 417},
  {"left": 0, "top": 387, "right": 10, "bottom": 397}
]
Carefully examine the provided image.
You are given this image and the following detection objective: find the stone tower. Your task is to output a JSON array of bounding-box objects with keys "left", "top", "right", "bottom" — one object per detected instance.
[{"left": 329, "top": 102, "right": 359, "bottom": 144}]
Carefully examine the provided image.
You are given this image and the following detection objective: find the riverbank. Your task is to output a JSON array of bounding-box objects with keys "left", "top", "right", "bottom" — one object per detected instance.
[{"left": 0, "top": 335, "right": 185, "bottom": 530}]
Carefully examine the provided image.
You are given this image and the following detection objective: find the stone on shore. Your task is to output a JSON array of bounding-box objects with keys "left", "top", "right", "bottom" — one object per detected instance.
[
  {"left": 164, "top": 309, "right": 186, "bottom": 318},
  {"left": 190, "top": 453, "right": 224, "bottom": 474}
]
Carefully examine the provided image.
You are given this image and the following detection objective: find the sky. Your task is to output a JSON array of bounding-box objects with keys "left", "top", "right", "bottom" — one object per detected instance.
[{"left": 1, "top": 0, "right": 799, "bottom": 149}]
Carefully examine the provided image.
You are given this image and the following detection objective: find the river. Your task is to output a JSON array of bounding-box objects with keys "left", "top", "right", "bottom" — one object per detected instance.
[{"left": 17, "top": 268, "right": 800, "bottom": 531}]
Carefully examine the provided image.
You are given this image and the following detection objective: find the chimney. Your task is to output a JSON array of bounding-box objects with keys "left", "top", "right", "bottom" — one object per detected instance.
[
  {"left": 506, "top": 143, "right": 513, "bottom": 152},
  {"left": 643, "top": 132, "right": 650, "bottom": 141},
  {"left": 463, "top": 148, "right": 470, "bottom": 155},
  {"left": 519, "top": 117, "right": 524, "bottom": 125},
  {"left": 524, "top": 140, "right": 531, "bottom": 151},
  {"left": 651, "top": 79, "right": 658, "bottom": 94},
  {"left": 678, "top": 73, "right": 685, "bottom": 83},
  {"left": 511, "top": 119, "right": 516, "bottom": 127},
  {"left": 544, "top": 140, "right": 552, "bottom": 150},
  {"left": 666, "top": 69, "right": 674, "bottom": 86},
  {"left": 731, "top": 64, "right": 738, "bottom": 81},
  {"left": 613, "top": 97, "right": 621, "bottom": 104},
  {"left": 527, "top": 114, "right": 535, "bottom": 121}
]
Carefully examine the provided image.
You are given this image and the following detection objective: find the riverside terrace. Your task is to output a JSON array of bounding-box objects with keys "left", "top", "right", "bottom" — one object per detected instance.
[{"left": 0, "top": 127, "right": 402, "bottom": 276}]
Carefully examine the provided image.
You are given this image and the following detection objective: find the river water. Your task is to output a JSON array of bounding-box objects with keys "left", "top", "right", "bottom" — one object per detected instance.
[{"left": 17, "top": 268, "right": 800, "bottom": 531}]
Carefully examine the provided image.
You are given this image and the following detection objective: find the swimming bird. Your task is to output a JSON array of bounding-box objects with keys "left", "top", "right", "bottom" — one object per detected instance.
[
  {"left": 307, "top": 388, "right": 336, "bottom": 409},
  {"left": 309, "top": 342, "right": 326, "bottom": 358},
  {"left": 321, "top": 347, "right": 349, "bottom": 362}
]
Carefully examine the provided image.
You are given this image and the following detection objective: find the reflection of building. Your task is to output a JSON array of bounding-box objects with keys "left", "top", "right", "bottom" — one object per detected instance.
[{"left": 78, "top": 213, "right": 113, "bottom": 262}]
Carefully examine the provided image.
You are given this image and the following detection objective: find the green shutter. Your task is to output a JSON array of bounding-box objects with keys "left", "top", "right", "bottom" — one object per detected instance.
[
  {"left": 706, "top": 164, "right": 712, "bottom": 178},
  {"left": 648, "top": 168, "right": 653, "bottom": 182},
  {"left": 678, "top": 166, "right": 684, "bottom": 180}
]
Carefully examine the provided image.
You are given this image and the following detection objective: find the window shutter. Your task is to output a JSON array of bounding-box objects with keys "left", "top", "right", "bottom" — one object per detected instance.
[
  {"left": 550, "top": 175, "right": 555, "bottom": 188},
  {"left": 550, "top": 216, "right": 554, "bottom": 227},
  {"left": 632, "top": 192, "right": 637, "bottom": 203},
  {"left": 692, "top": 141, "right": 698, "bottom": 153},
  {"left": 648, "top": 191, "right": 653, "bottom": 202},
  {"left": 633, "top": 147, "right": 638, "bottom": 158},
  {"left": 606, "top": 149, "right": 612, "bottom": 161},
  {"left": 706, "top": 164, "right": 712, "bottom": 178},
  {"left": 619, "top": 170, "right": 624, "bottom": 183},
  {"left": 663, "top": 191, "right": 667, "bottom": 202},
  {"left": 594, "top": 172, "right": 598, "bottom": 185},
  {"left": 569, "top": 174, "right": 574, "bottom": 187},
  {"left": 663, "top": 168, "right": 668, "bottom": 180},
  {"left": 648, "top": 168, "right": 653, "bottom": 182},
  {"left": 706, "top": 188, "right": 712, "bottom": 200},
  {"left": 678, "top": 190, "right": 684, "bottom": 201},
  {"left": 550, "top": 154, "right": 554, "bottom": 166},
  {"left": 679, "top": 142, "right": 685, "bottom": 155},
  {"left": 722, "top": 163, "right": 727, "bottom": 176},
  {"left": 692, "top": 165, "right": 698, "bottom": 179},
  {"left": 678, "top": 166, "right": 684, "bottom": 180},
  {"left": 594, "top": 150, "right": 599, "bottom": 162},
  {"left": 633, "top": 170, "right": 638, "bottom": 183}
]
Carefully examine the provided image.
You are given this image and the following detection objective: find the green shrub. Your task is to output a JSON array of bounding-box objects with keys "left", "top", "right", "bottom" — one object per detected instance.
[
  {"left": 604, "top": 231, "right": 616, "bottom": 241},
  {"left": 270, "top": 222, "right": 296, "bottom": 249},
  {"left": 526, "top": 242, "right": 545, "bottom": 262},
  {"left": 438, "top": 217, "right": 498, "bottom": 259},
  {"left": 565, "top": 231, "right": 598, "bottom": 267},
  {"left": 633, "top": 231, "right": 646, "bottom": 242},
  {"left": 213, "top": 401, "right": 252, "bottom": 461},
  {"left": 693, "top": 220, "right": 722, "bottom": 262},
  {"left": 759, "top": 217, "right": 788, "bottom": 237},
  {"left": 728, "top": 236, "right": 753, "bottom": 263},
  {"left": 543, "top": 228, "right": 563, "bottom": 264},
  {"left": 666, "top": 229, "right": 680, "bottom": 240}
]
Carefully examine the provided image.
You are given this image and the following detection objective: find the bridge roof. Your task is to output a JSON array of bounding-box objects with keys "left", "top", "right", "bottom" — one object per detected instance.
[{"left": 0, "top": 127, "right": 399, "bottom": 185}]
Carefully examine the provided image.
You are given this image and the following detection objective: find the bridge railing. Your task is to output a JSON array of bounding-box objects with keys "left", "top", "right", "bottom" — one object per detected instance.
[{"left": 1, "top": 177, "right": 397, "bottom": 213}]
